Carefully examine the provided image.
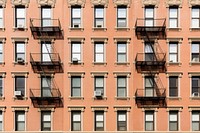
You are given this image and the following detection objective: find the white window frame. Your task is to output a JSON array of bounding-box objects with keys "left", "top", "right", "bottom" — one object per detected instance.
[
  {"left": 71, "top": 111, "right": 82, "bottom": 131},
  {"left": 14, "top": 6, "right": 26, "bottom": 30},
  {"left": 145, "top": 6, "right": 154, "bottom": 26},
  {"left": 94, "top": 6, "right": 104, "bottom": 28},
  {"left": 191, "top": 7, "right": 200, "bottom": 28},
  {"left": 191, "top": 111, "right": 200, "bottom": 131},
  {"left": 41, "top": 111, "right": 51, "bottom": 131},
  {"left": 191, "top": 42, "right": 200, "bottom": 62},
  {"left": 0, "top": 7, "right": 4, "bottom": 29},
  {"left": 15, "top": 111, "right": 25, "bottom": 131},
  {"left": 71, "top": 6, "right": 82, "bottom": 28},
  {"left": 117, "top": 76, "right": 127, "bottom": 98},
  {"left": 117, "top": 111, "right": 127, "bottom": 131},
  {"left": 94, "top": 111, "right": 104, "bottom": 131},
  {"left": 169, "top": 7, "right": 179, "bottom": 28},
  {"left": 71, "top": 42, "right": 81, "bottom": 62},
  {"left": 169, "top": 42, "right": 179, "bottom": 63},
  {"left": 71, "top": 76, "right": 81, "bottom": 97},
  {"left": 169, "top": 111, "right": 179, "bottom": 131},
  {"left": 117, "top": 6, "right": 127, "bottom": 28},
  {"left": 94, "top": 42, "right": 104, "bottom": 63},
  {"left": 145, "top": 111, "right": 155, "bottom": 131},
  {"left": 41, "top": 6, "right": 52, "bottom": 27}
]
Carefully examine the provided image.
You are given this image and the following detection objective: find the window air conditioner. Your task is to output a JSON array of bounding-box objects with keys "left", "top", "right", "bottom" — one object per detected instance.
[
  {"left": 14, "top": 91, "right": 22, "bottom": 97},
  {"left": 192, "top": 92, "right": 200, "bottom": 97},
  {"left": 94, "top": 90, "right": 103, "bottom": 97},
  {"left": 72, "top": 58, "right": 78, "bottom": 63},
  {"left": 17, "top": 57, "right": 24, "bottom": 63},
  {"left": 96, "top": 24, "right": 103, "bottom": 28},
  {"left": 73, "top": 24, "right": 80, "bottom": 28}
]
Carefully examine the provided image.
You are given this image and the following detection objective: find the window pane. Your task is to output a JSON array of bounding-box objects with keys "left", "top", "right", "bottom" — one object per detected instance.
[
  {"left": 145, "top": 20, "right": 154, "bottom": 26},
  {"left": 170, "top": 123, "right": 178, "bottom": 131},
  {"left": 96, "top": 78, "right": 103, "bottom": 87},
  {"left": 95, "top": 44, "right": 103, "bottom": 52},
  {"left": 96, "top": 115, "right": 103, "bottom": 121},
  {"left": 72, "top": 44, "right": 81, "bottom": 52},
  {"left": 118, "top": 44, "right": 126, "bottom": 52},
  {"left": 169, "top": 54, "right": 177, "bottom": 62},
  {"left": 146, "top": 114, "right": 153, "bottom": 121},
  {"left": 192, "top": 19, "right": 199, "bottom": 28},
  {"left": 118, "top": 114, "right": 126, "bottom": 121},
  {"left": 170, "top": 114, "right": 177, "bottom": 121},
  {"left": 145, "top": 44, "right": 153, "bottom": 53},
  {"left": 118, "top": 88, "right": 126, "bottom": 97},
  {"left": 73, "top": 123, "right": 81, "bottom": 131},
  {"left": 118, "top": 19, "right": 126, "bottom": 27},
  {"left": 146, "top": 122, "right": 153, "bottom": 131},
  {"left": 43, "top": 114, "right": 51, "bottom": 121},
  {"left": 17, "top": 43, "right": 25, "bottom": 52},
  {"left": 170, "top": 44, "right": 177, "bottom": 53},
  {"left": 192, "top": 114, "right": 199, "bottom": 121},
  {"left": 72, "top": 77, "right": 81, "bottom": 87},
  {"left": 192, "top": 8, "right": 199, "bottom": 18},
  {"left": 95, "top": 54, "right": 104, "bottom": 62},
  {"left": 118, "top": 54, "right": 126, "bottom": 62},
  {"left": 145, "top": 78, "right": 154, "bottom": 87},
  {"left": 145, "top": 8, "right": 154, "bottom": 18},
  {"left": 17, "top": 8, "right": 25, "bottom": 18},
  {"left": 169, "top": 19, "right": 177, "bottom": 28},
  {"left": 170, "top": 8, "right": 177, "bottom": 18},
  {"left": 42, "top": 8, "right": 51, "bottom": 18},
  {"left": 0, "top": 8, "right": 3, "bottom": 18},
  {"left": 72, "top": 8, "right": 81, "bottom": 18},
  {"left": 72, "top": 89, "right": 81, "bottom": 96},
  {"left": 193, "top": 122, "right": 199, "bottom": 131},
  {"left": 95, "top": 8, "right": 104, "bottom": 18},
  {"left": 73, "top": 114, "right": 81, "bottom": 121},
  {"left": 118, "top": 8, "right": 126, "bottom": 18},
  {"left": 118, "top": 78, "right": 126, "bottom": 87},
  {"left": 192, "top": 44, "right": 199, "bottom": 53},
  {"left": 0, "top": 43, "right": 2, "bottom": 53}
]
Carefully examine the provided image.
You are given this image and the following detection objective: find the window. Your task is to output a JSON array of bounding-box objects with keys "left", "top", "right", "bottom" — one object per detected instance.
[
  {"left": 71, "top": 76, "right": 81, "bottom": 97},
  {"left": 169, "top": 7, "right": 178, "bottom": 28},
  {"left": 15, "top": 111, "right": 25, "bottom": 131},
  {"left": 192, "top": 111, "right": 200, "bottom": 131},
  {"left": 145, "top": 42, "right": 154, "bottom": 61},
  {"left": 15, "top": 6, "right": 25, "bottom": 28},
  {"left": 41, "top": 111, "right": 51, "bottom": 131},
  {"left": 15, "top": 42, "right": 25, "bottom": 62},
  {"left": 71, "top": 42, "right": 81, "bottom": 62},
  {"left": 71, "top": 6, "right": 81, "bottom": 28},
  {"left": 0, "top": 7, "right": 3, "bottom": 28},
  {"left": 145, "top": 111, "right": 154, "bottom": 131},
  {"left": 71, "top": 111, "right": 81, "bottom": 131},
  {"left": 41, "top": 76, "right": 51, "bottom": 97},
  {"left": 192, "top": 77, "right": 200, "bottom": 97},
  {"left": 145, "top": 7, "right": 154, "bottom": 26},
  {"left": 169, "top": 42, "right": 178, "bottom": 62},
  {"left": 0, "top": 42, "right": 3, "bottom": 62},
  {"left": 191, "top": 42, "right": 200, "bottom": 62},
  {"left": 95, "top": 111, "right": 104, "bottom": 131},
  {"left": 145, "top": 76, "right": 155, "bottom": 97},
  {"left": 0, "top": 77, "right": 2, "bottom": 96},
  {"left": 117, "top": 42, "right": 127, "bottom": 63},
  {"left": 0, "top": 111, "right": 2, "bottom": 131},
  {"left": 117, "top": 111, "right": 127, "bottom": 131},
  {"left": 117, "top": 6, "right": 127, "bottom": 28},
  {"left": 94, "top": 76, "right": 104, "bottom": 96},
  {"left": 94, "top": 42, "right": 104, "bottom": 63},
  {"left": 41, "top": 42, "right": 52, "bottom": 62},
  {"left": 192, "top": 7, "right": 200, "bottom": 28},
  {"left": 94, "top": 6, "right": 104, "bottom": 28},
  {"left": 117, "top": 76, "right": 127, "bottom": 97},
  {"left": 169, "top": 76, "right": 178, "bottom": 97},
  {"left": 15, "top": 76, "right": 25, "bottom": 96},
  {"left": 41, "top": 7, "right": 51, "bottom": 27},
  {"left": 169, "top": 111, "right": 178, "bottom": 131}
]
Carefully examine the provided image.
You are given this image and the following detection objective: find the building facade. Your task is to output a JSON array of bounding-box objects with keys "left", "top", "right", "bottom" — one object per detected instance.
[{"left": 0, "top": 0, "right": 199, "bottom": 132}]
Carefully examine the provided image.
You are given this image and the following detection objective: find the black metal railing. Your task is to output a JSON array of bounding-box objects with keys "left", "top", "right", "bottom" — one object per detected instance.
[
  {"left": 135, "top": 88, "right": 166, "bottom": 98},
  {"left": 30, "top": 53, "right": 61, "bottom": 64},
  {"left": 135, "top": 18, "right": 166, "bottom": 28},
  {"left": 30, "top": 88, "right": 61, "bottom": 98},
  {"left": 135, "top": 53, "right": 166, "bottom": 63}
]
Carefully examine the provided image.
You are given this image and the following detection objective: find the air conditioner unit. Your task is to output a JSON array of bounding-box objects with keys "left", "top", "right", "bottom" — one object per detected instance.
[
  {"left": 192, "top": 92, "right": 200, "bottom": 97},
  {"left": 14, "top": 91, "right": 22, "bottom": 97},
  {"left": 17, "top": 57, "right": 24, "bottom": 63},
  {"left": 73, "top": 24, "right": 80, "bottom": 28},
  {"left": 94, "top": 90, "right": 103, "bottom": 97},
  {"left": 72, "top": 58, "right": 78, "bottom": 63},
  {"left": 97, "top": 24, "right": 103, "bottom": 28}
]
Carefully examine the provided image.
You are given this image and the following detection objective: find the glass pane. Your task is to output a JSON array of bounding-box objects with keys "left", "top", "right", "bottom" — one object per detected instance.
[
  {"left": 72, "top": 8, "right": 81, "bottom": 18},
  {"left": 145, "top": 78, "right": 154, "bottom": 87},
  {"left": 72, "top": 18, "right": 81, "bottom": 26},
  {"left": 72, "top": 54, "right": 81, "bottom": 61},
  {"left": 43, "top": 122, "right": 51, "bottom": 128},
  {"left": 146, "top": 114, "right": 153, "bottom": 121},
  {"left": 146, "top": 122, "right": 153, "bottom": 131},
  {"left": 96, "top": 122, "right": 103, "bottom": 127},
  {"left": 42, "top": 19, "right": 51, "bottom": 27},
  {"left": 169, "top": 123, "right": 178, "bottom": 131},
  {"left": 42, "top": 54, "right": 51, "bottom": 61},
  {"left": 0, "top": 113, "right": 2, "bottom": 121},
  {"left": 192, "top": 8, "right": 199, "bottom": 18},
  {"left": 118, "top": 44, "right": 126, "bottom": 52},
  {"left": 170, "top": 114, "right": 177, "bottom": 121},
  {"left": 96, "top": 115, "right": 103, "bottom": 121},
  {"left": 95, "top": 44, "right": 103, "bottom": 52},
  {"left": 118, "top": 78, "right": 126, "bottom": 87},
  {"left": 95, "top": 54, "right": 104, "bottom": 62},
  {"left": 145, "top": 20, "right": 154, "bottom": 26},
  {"left": 73, "top": 123, "right": 81, "bottom": 131},
  {"left": 118, "top": 54, "right": 126, "bottom": 62},
  {"left": 42, "top": 8, "right": 51, "bottom": 18},
  {"left": 0, "top": 122, "right": 2, "bottom": 131},
  {"left": 42, "top": 78, "right": 51, "bottom": 88},
  {"left": 118, "top": 8, "right": 126, "bottom": 18},
  {"left": 145, "top": 89, "right": 154, "bottom": 96},
  {"left": 95, "top": 8, "right": 104, "bottom": 18},
  {"left": 192, "top": 44, "right": 199, "bottom": 53},
  {"left": 192, "top": 19, "right": 199, "bottom": 28},
  {"left": 192, "top": 113, "right": 199, "bottom": 121},
  {"left": 145, "top": 44, "right": 153, "bottom": 53},
  {"left": 118, "top": 19, "right": 126, "bottom": 27},
  {"left": 145, "top": 8, "right": 154, "bottom": 18},
  {"left": 192, "top": 54, "right": 199, "bottom": 62},
  {"left": 17, "top": 123, "right": 25, "bottom": 131},
  {"left": 43, "top": 114, "right": 51, "bottom": 121},
  {"left": 17, "top": 43, "right": 25, "bottom": 52},
  {"left": 72, "top": 88, "right": 81, "bottom": 96},
  {"left": 72, "top": 44, "right": 81, "bottom": 52},
  {"left": 118, "top": 114, "right": 126, "bottom": 121},
  {"left": 42, "top": 88, "right": 51, "bottom": 97},
  {"left": 17, "top": 114, "right": 25, "bottom": 121},
  {"left": 17, "top": 8, "right": 25, "bottom": 18},
  {"left": 73, "top": 114, "right": 81, "bottom": 121},
  {"left": 0, "top": 43, "right": 2, "bottom": 53},
  {"left": 16, "top": 77, "right": 25, "bottom": 88},
  {"left": 17, "top": 19, "right": 25, "bottom": 27},
  {"left": 169, "top": 8, "right": 178, "bottom": 18},
  {"left": 193, "top": 122, "right": 200, "bottom": 131},
  {"left": 42, "top": 43, "right": 51, "bottom": 53},
  {"left": 118, "top": 88, "right": 126, "bottom": 97},
  {"left": 95, "top": 19, "right": 104, "bottom": 27},
  {"left": 96, "top": 78, "right": 103, "bottom": 87},
  {"left": 169, "top": 77, "right": 178, "bottom": 87},
  {"left": 72, "top": 77, "right": 81, "bottom": 87},
  {"left": 169, "top": 54, "right": 177, "bottom": 62},
  {"left": 0, "top": 19, "right": 3, "bottom": 28},
  {"left": 0, "top": 8, "right": 3, "bottom": 18},
  {"left": 170, "top": 44, "right": 177, "bottom": 53},
  {"left": 169, "top": 19, "right": 177, "bottom": 28}
]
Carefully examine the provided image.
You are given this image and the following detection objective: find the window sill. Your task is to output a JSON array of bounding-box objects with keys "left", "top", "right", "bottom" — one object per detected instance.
[
  {"left": 13, "top": 27, "right": 28, "bottom": 31},
  {"left": 115, "top": 27, "right": 130, "bottom": 31},
  {"left": 0, "top": 28, "right": 5, "bottom": 31},
  {"left": 69, "top": 27, "right": 84, "bottom": 31},
  {"left": 92, "top": 96, "right": 107, "bottom": 100},
  {"left": 189, "top": 61, "right": 200, "bottom": 66},
  {"left": 0, "top": 97, "right": 5, "bottom": 101},
  {"left": 69, "top": 97, "right": 84, "bottom": 100},
  {"left": 115, "top": 62, "right": 130, "bottom": 65},
  {"left": 190, "top": 96, "right": 200, "bottom": 100},
  {"left": 92, "top": 62, "right": 107, "bottom": 66},
  {"left": 167, "top": 27, "right": 182, "bottom": 31},
  {"left": 115, "top": 96, "right": 130, "bottom": 100},
  {"left": 167, "top": 97, "right": 182, "bottom": 100},
  {"left": 190, "top": 28, "right": 200, "bottom": 31},
  {"left": 167, "top": 62, "right": 182, "bottom": 66},
  {"left": 13, "top": 96, "right": 28, "bottom": 100},
  {"left": 69, "top": 61, "right": 84, "bottom": 65},
  {"left": 13, "top": 61, "right": 28, "bottom": 66},
  {"left": 92, "top": 27, "right": 107, "bottom": 31}
]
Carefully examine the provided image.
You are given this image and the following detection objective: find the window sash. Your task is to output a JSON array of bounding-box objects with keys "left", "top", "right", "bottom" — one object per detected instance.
[
  {"left": 169, "top": 7, "right": 178, "bottom": 28},
  {"left": 117, "top": 111, "right": 127, "bottom": 131},
  {"left": 117, "top": 7, "right": 127, "bottom": 27},
  {"left": 15, "top": 76, "right": 25, "bottom": 95},
  {"left": 15, "top": 42, "right": 25, "bottom": 61},
  {"left": 169, "top": 111, "right": 178, "bottom": 131},
  {"left": 72, "top": 111, "right": 81, "bottom": 131},
  {"left": 192, "top": 8, "right": 200, "bottom": 28},
  {"left": 15, "top": 7, "right": 25, "bottom": 27},
  {"left": 71, "top": 77, "right": 81, "bottom": 97},
  {"left": 192, "top": 77, "right": 200, "bottom": 95},
  {"left": 95, "top": 43, "right": 104, "bottom": 62},
  {"left": 117, "top": 43, "right": 127, "bottom": 62},
  {"left": 145, "top": 111, "right": 154, "bottom": 131},
  {"left": 192, "top": 112, "right": 200, "bottom": 131},
  {"left": 145, "top": 7, "right": 154, "bottom": 26},
  {"left": 72, "top": 43, "right": 81, "bottom": 61},
  {"left": 15, "top": 111, "right": 25, "bottom": 131},
  {"left": 41, "top": 112, "right": 51, "bottom": 131},
  {"left": 95, "top": 112, "right": 104, "bottom": 131},
  {"left": 72, "top": 7, "right": 81, "bottom": 27},
  {"left": 169, "top": 77, "right": 178, "bottom": 97},
  {"left": 117, "top": 77, "right": 127, "bottom": 97}
]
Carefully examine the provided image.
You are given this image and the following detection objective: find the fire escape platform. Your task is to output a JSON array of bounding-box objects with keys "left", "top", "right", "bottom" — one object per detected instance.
[
  {"left": 30, "top": 89, "right": 63, "bottom": 108},
  {"left": 30, "top": 18, "right": 63, "bottom": 40},
  {"left": 135, "top": 18, "right": 166, "bottom": 40}
]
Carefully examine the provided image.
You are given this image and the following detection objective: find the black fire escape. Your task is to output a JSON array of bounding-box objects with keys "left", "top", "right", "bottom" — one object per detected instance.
[
  {"left": 135, "top": 18, "right": 167, "bottom": 108},
  {"left": 29, "top": 18, "right": 63, "bottom": 108}
]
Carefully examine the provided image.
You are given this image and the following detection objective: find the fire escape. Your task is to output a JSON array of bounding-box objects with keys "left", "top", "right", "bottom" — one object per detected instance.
[
  {"left": 135, "top": 18, "right": 167, "bottom": 108},
  {"left": 29, "top": 18, "right": 63, "bottom": 108}
]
